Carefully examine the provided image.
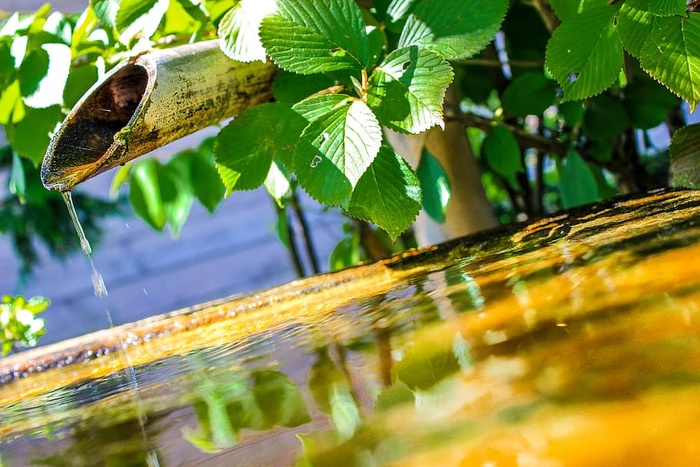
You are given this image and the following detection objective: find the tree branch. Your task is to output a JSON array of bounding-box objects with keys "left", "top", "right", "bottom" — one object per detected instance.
[
  {"left": 446, "top": 111, "right": 569, "bottom": 157},
  {"left": 528, "top": 0, "right": 560, "bottom": 33},
  {"left": 456, "top": 58, "right": 545, "bottom": 69}
]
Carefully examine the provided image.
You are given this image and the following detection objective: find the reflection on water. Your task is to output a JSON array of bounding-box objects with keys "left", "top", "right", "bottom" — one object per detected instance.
[{"left": 2, "top": 190, "right": 700, "bottom": 465}]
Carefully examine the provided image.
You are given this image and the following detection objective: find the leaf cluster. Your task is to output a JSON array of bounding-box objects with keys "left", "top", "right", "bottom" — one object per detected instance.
[
  {"left": 0, "top": 294, "right": 49, "bottom": 355},
  {"left": 215, "top": 0, "right": 508, "bottom": 239},
  {"left": 546, "top": 0, "right": 700, "bottom": 106}
]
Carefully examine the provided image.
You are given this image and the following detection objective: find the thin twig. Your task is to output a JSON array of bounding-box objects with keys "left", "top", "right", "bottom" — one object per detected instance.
[
  {"left": 528, "top": 0, "right": 561, "bottom": 33},
  {"left": 447, "top": 111, "right": 570, "bottom": 157},
  {"left": 274, "top": 202, "right": 305, "bottom": 277},
  {"left": 456, "top": 58, "right": 545, "bottom": 69},
  {"left": 290, "top": 190, "right": 320, "bottom": 275}
]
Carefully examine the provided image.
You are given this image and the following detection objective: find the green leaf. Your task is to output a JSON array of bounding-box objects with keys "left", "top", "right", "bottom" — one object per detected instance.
[
  {"left": 638, "top": 14, "right": 700, "bottom": 110},
  {"left": 292, "top": 93, "right": 349, "bottom": 122},
  {"left": 0, "top": 80, "right": 25, "bottom": 125},
  {"left": 367, "top": 46, "right": 453, "bottom": 134},
  {"left": 161, "top": 0, "right": 207, "bottom": 38},
  {"left": 501, "top": 72, "right": 557, "bottom": 117},
  {"left": 63, "top": 62, "right": 100, "bottom": 109},
  {"left": 383, "top": 0, "right": 420, "bottom": 32},
  {"left": 346, "top": 144, "right": 421, "bottom": 239},
  {"left": 128, "top": 158, "right": 195, "bottom": 235},
  {"left": 546, "top": 3, "right": 623, "bottom": 101},
  {"left": 616, "top": 3, "right": 654, "bottom": 59},
  {"left": 558, "top": 100, "right": 584, "bottom": 126},
  {"left": 115, "top": 0, "right": 169, "bottom": 43},
  {"left": 129, "top": 158, "right": 167, "bottom": 230},
  {"left": 18, "top": 47, "right": 49, "bottom": 99},
  {"left": 669, "top": 123, "right": 700, "bottom": 188},
  {"left": 215, "top": 103, "right": 308, "bottom": 194},
  {"left": 204, "top": 0, "right": 236, "bottom": 23},
  {"left": 218, "top": 0, "right": 276, "bottom": 63},
  {"left": 91, "top": 0, "right": 119, "bottom": 29},
  {"left": 0, "top": 39, "right": 16, "bottom": 89},
  {"left": 583, "top": 94, "right": 631, "bottom": 140},
  {"left": 548, "top": 0, "right": 579, "bottom": 21},
  {"left": 330, "top": 384, "right": 361, "bottom": 441},
  {"left": 416, "top": 147, "right": 450, "bottom": 224},
  {"left": 295, "top": 99, "right": 382, "bottom": 207},
  {"left": 559, "top": 150, "right": 598, "bottom": 208},
  {"left": 394, "top": 335, "right": 460, "bottom": 390},
  {"left": 259, "top": 0, "right": 369, "bottom": 74},
  {"left": 482, "top": 125, "right": 523, "bottom": 184},
  {"left": 398, "top": 0, "right": 508, "bottom": 61},
  {"left": 264, "top": 160, "right": 291, "bottom": 207},
  {"left": 328, "top": 230, "right": 362, "bottom": 271},
  {"left": 163, "top": 157, "right": 195, "bottom": 237},
  {"left": 24, "top": 296, "right": 50, "bottom": 314},
  {"left": 623, "top": 79, "right": 678, "bottom": 129},
  {"left": 5, "top": 105, "right": 63, "bottom": 164},
  {"left": 190, "top": 146, "right": 225, "bottom": 213},
  {"left": 272, "top": 70, "right": 336, "bottom": 103},
  {"left": 111, "top": 163, "right": 132, "bottom": 197},
  {"left": 625, "top": 0, "right": 686, "bottom": 16}
]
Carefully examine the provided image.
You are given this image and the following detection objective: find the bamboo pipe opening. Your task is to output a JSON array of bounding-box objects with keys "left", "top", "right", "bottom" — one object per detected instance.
[
  {"left": 41, "top": 64, "right": 149, "bottom": 191},
  {"left": 41, "top": 40, "right": 277, "bottom": 191}
]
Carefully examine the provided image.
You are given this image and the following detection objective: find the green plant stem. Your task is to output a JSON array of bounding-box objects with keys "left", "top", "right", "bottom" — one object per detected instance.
[
  {"left": 275, "top": 203, "right": 305, "bottom": 277},
  {"left": 290, "top": 190, "right": 320, "bottom": 275}
]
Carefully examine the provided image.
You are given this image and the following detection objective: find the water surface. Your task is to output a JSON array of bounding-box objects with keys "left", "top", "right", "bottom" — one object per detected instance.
[{"left": 2, "top": 189, "right": 700, "bottom": 466}]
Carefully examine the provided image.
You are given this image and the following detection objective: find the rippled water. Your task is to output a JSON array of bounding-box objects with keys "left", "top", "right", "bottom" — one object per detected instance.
[{"left": 2, "top": 190, "right": 700, "bottom": 466}]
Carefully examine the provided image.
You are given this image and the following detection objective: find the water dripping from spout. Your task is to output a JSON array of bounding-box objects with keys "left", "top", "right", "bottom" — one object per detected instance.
[
  {"left": 61, "top": 190, "right": 157, "bottom": 464},
  {"left": 61, "top": 191, "right": 108, "bottom": 298}
]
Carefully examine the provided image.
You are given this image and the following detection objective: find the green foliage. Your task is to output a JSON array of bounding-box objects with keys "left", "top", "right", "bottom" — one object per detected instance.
[
  {"left": 501, "top": 72, "right": 557, "bottom": 117},
  {"left": 416, "top": 148, "right": 451, "bottom": 223},
  {"left": 0, "top": 294, "right": 49, "bottom": 356},
  {"left": 259, "top": 0, "right": 370, "bottom": 74},
  {"left": 346, "top": 144, "right": 422, "bottom": 239},
  {"left": 546, "top": 2, "right": 623, "bottom": 101},
  {"left": 546, "top": 1, "right": 700, "bottom": 108},
  {"left": 217, "top": 0, "right": 507, "bottom": 238},
  {"left": 215, "top": 103, "right": 306, "bottom": 194},
  {"left": 559, "top": 150, "right": 599, "bottom": 208},
  {"left": 367, "top": 46, "right": 453, "bottom": 133},
  {"left": 121, "top": 137, "right": 225, "bottom": 235},
  {"left": 218, "top": 0, "right": 275, "bottom": 63},
  {"left": 398, "top": 0, "right": 509, "bottom": 60},
  {"left": 482, "top": 125, "right": 524, "bottom": 186}
]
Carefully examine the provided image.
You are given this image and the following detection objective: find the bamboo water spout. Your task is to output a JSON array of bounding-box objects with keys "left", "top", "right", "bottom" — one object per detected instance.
[{"left": 41, "top": 40, "right": 276, "bottom": 191}]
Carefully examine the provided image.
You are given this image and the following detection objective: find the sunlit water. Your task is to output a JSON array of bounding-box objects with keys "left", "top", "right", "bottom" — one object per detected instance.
[{"left": 2, "top": 190, "right": 700, "bottom": 465}]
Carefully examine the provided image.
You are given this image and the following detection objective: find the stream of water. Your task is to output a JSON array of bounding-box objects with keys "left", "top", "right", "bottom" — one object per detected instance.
[{"left": 60, "top": 191, "right": 158, "bottom": 467}]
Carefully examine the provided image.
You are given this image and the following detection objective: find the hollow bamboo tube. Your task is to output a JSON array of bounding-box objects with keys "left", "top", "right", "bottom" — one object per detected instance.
[{"left": 41, "top": 40, "right": 276, "bottom": 191}]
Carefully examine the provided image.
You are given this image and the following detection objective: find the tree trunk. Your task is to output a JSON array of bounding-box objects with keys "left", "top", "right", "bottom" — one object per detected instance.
[{"left": 385, "top": 88, "right": 498, "bottom": 246}]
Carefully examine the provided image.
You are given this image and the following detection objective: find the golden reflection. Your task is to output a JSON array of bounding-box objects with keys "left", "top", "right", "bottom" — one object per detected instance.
[{"left": 2, "top": 190, "right": 700, "bottom": 465}]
